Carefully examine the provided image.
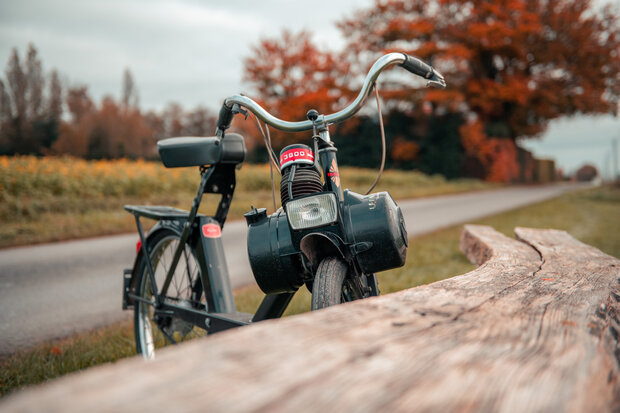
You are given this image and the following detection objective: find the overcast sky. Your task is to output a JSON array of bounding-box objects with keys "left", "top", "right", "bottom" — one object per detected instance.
[{"left": 1, "top": 0, "right": 618, "bottom": 176}]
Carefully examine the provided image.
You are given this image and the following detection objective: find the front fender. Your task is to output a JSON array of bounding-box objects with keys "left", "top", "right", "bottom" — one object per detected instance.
[{"left": 299, "top": 232, "right": 346, "bottom": 271}]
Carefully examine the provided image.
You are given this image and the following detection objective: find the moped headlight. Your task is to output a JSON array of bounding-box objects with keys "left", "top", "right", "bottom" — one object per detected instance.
[{"left": 286, "top": 193, "right": 338, "bottom": 230}]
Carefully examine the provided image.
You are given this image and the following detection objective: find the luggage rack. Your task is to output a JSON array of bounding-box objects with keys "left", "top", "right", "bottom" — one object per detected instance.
[
  {"left": 124, "top": 205, "right": 204, "bottom": 221},
  {"left": 124, "top": 205, "right": 207, "bottom": 272}
]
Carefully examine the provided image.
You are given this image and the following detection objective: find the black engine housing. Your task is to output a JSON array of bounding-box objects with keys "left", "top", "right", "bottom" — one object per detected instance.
[
  {"left": 246, "top": 190, "right": 408, "bottom": 294},
  {"left": 342, "top": 190, "right": 408, "bottom": 274},
  {"left": 245, "top": 208, "right": 306, "bottom": 294}
]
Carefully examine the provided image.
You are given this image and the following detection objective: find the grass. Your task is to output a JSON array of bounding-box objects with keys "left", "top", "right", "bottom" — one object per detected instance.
[
  {"left": 0, "top": 156, "right": 491, "bottom": 248},
  {"left": 0, "top": 320, "right": 136, "bottom": 398},
  {"left": 1, "top": 185, "right": 617, "bottom": 397}
]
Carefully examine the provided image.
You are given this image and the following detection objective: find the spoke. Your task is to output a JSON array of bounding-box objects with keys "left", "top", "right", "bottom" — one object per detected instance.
[
  {"left": 157, "top": 247, "right": 166, "bottom": 274},
  {"left": 169, "top": 241, "right": 178, "bottom": 294},
  {"left": 157, "top": 250, "right": 168, "bottom": 293},
  {"left": 192, "top": 265, "right": 204, "bottom": 306},
  {"left": 172, "top": 264, "right": 181, "bottom": 297},
  {"left": 187, "top": 265, "right": 196, "bottom": 301},
  {"left": 183, "top": 246, "right": 193, "bottom": 289}
]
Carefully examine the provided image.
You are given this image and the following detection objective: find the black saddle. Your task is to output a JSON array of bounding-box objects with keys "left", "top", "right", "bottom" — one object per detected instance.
[{"left": 157, "top": 133, "right": 246, "bottom": 168}]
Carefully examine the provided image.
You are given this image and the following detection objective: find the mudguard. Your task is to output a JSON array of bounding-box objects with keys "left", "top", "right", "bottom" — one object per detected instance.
[
  {"left": 299, "top": 232, "right": 346, "bottom": 271},
  {"left": 125, "top": 220, "right": 184, "bottom": 307}
]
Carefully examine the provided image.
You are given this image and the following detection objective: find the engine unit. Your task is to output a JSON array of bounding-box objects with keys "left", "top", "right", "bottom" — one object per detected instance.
[{"left": 245, "top": 188, "right": 408, "bottom": 294}]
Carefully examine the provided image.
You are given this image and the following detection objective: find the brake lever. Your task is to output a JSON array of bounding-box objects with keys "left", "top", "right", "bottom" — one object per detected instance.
[
  {"left": 232, "top": 103, "right": 249, "bottom": 120},
  {"left": 426, "top": 68, "right": 446, "bottom": 89}
]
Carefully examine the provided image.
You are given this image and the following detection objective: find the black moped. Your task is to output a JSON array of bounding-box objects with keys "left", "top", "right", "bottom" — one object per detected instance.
[{"left": 122, "top": 53, "right": 446, "bottom": 359}]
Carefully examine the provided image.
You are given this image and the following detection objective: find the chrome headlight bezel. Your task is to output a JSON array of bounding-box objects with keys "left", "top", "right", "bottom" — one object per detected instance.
[{"left": 285, "top": 192, "right": 338, "bottom": 230}]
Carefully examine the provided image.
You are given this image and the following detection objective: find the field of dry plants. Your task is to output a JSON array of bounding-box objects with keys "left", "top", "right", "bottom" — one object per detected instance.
[{"left": 0, "top": 155, "right": 490, "bottom": 248}]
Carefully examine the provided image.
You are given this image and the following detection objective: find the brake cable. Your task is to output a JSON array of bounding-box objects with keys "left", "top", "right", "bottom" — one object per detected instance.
[
  {"left": 365, "top": 83, "right": 386, "bottom": 195},
  {"left": 250, "top": 112, "right": 279, "bottom": 212},
  {"left": 251, "top": 112, "right": 280, "bottom": 172}
]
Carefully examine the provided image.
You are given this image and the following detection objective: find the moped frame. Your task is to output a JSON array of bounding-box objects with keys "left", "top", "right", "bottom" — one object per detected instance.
[{"left": 124, "top": 161, "right": 298, "bottom": 335}]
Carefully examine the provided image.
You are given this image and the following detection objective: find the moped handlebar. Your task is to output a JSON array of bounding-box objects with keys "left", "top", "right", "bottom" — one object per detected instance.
[{"left": 217, "top": 52, "right": 445, "bottom": 134}]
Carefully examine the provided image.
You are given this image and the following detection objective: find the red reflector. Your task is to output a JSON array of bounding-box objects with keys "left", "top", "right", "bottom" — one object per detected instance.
[
  {"left": 136, "top": 239, "right": 142, "bottom": 254},
  {"left": 202, "top": 223, "right": 222, "bottom": 238}
]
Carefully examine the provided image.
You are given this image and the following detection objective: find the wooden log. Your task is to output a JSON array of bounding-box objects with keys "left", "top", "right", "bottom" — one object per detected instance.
[{"left": 2, "top": 225, "right": 619, "bottom": 412}]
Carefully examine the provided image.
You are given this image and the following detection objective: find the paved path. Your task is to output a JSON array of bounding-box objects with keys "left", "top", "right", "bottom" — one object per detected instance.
[{"left": 0, "top": 183, "right": 586, "bottom": 354}]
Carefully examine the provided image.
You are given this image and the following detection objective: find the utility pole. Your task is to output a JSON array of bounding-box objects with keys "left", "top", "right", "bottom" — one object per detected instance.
[{"left": 613, "top": 137, "right": 619, "bottom": 183}]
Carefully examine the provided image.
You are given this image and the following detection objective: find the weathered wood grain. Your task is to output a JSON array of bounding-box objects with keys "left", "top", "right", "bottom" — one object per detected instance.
[{"left": 2, "top": 225, "right": 619, "bottom": 413}]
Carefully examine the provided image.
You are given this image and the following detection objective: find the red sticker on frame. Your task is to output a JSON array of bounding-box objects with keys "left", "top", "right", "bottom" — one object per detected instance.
[{"left": 202, "top": 223, "right": 222, "bottom": 238}]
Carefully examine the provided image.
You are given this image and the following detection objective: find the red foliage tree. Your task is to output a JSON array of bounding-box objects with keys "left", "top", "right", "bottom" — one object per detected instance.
[
  {"left": 1, "top": 44, "right": 220, "bottom": 159},
  {"left": 54, "top": 86, "right": 155, "bottom": 159},
  {"left": 53, "top": 86, "right": 95, "bottom": 156},
  {"left": 338, "top": 0, "right": 620, "bottom": 181},
  {"left": 242, "top": 30, "right": 350, "bottom": 148}
]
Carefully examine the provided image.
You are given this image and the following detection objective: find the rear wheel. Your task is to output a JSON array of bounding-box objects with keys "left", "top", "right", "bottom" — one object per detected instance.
[
  {"left": 311, "top": 257, "right": 378, "bottom": 310},
  {"left": 134, "top": 228, "right": 210, "bottom": 359}
]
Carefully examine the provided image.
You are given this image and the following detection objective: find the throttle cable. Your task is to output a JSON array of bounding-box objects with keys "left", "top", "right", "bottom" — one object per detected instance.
[
  {"left": 251, "top": 112, "right": 279, "bottom": 212},
  {"left": 365, "top": 83, "right": 386, "bottom": 195}
]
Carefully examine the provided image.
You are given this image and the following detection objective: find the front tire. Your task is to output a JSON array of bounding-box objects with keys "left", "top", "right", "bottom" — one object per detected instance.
[
  {"left": 311, "top": 257, "right": 348, "bottom": 310},
  {"left": 311, "top": 257, "right": 379, "bottom": 310}
]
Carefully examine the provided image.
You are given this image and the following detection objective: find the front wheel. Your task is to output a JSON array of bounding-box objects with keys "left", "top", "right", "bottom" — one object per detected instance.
[{"left": 311, "top": 257, "right": 379, "bottom": 310}]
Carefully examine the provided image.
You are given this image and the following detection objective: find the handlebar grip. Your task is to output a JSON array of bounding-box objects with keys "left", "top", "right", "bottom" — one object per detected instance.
[
  {"left": 216, "top": 103, "right": 234, "bottom": 132},
  {"left": 399, "top": 53, "right": 446, "bottom": 89},
  {"left": 399, "top": 54, "right": 434, "bottom": 79}
]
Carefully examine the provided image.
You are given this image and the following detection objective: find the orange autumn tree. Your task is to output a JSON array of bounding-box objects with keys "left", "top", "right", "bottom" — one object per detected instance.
[
  {"left": 242, "top": 29, "right": 465, "bottom": 175},
  {"left": 243, "top": 30, "right": 349, "bottom": 149},
  {"left": 339, "top": 0, "right": 620, "bottom": 181},
  {"left": 54, "top": 84, "right": 155, "bottom": 159}
]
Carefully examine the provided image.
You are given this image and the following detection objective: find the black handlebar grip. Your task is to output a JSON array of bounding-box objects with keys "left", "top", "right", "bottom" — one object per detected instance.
[
  {"left": 399, "top": 54, "right": 434, "bottom": 79},
  {"left": 216, "top": 103, "right": 234, "bottom": 132}
]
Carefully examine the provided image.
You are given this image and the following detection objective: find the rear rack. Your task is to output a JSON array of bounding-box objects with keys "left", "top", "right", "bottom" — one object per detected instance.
[{"left": 124, "top": 205, "right": 204, "bottom": 221}]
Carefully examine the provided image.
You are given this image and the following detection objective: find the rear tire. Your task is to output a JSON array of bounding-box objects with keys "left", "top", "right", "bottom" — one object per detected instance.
[{"left": 134, "top": 228, "right": 210, "bottom": 359}]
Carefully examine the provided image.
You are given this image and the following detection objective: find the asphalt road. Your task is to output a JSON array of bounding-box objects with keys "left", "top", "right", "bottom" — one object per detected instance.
[{"left": 0, "top": 183, "right": 585, "bottom": 354}]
